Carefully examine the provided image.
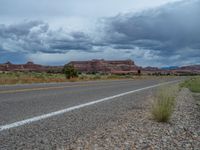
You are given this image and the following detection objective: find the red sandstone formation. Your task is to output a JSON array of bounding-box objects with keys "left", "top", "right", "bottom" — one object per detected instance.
[
  {"left": 0, "top": 60, "right": 199, "bottom": 75},
  {"left": 0, "top": 61, "right": 45, "bottom": 72},
  {"left": 142, "top": 66, "right": 173, "bottom": 75},
  {"left": 172, "top": 65, "right": 200, "bottom": 75},
  {"left": 0, "top": 61, "right": 63, "bottom": 73},
  {"left": 142, "top": 65, "right": 200, "bottom": 75},
  {"left": 68, "top": 59, "right": 139, "bottom": 74}
]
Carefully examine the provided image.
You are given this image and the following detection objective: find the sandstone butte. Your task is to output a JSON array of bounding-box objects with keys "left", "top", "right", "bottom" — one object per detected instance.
[{"left": 0, "top": 59, "right": 200, "bottom": 75}]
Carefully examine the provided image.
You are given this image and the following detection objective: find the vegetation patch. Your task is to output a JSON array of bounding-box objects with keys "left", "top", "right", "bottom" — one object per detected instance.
[
  {"left": 151, "top": 85, "right": 178, "bottom": 122},
  {"left": 63, "top": 65, "right": 78, "bottom": 79},
  {"left": 0, "top": 72, "right": 67, "bottom": 85},
  {"left": 180, "top": 76, "right": 200, "bottom": 93},
  {"left": 0, "top": 70, "right": 177, "bottom": 85},
  {"left": 180, "top": 76, "right": 200, "bottom": 107}
]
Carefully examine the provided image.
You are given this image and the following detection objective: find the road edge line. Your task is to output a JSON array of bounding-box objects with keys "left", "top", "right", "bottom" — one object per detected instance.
[{"left": 0, "top": 80, "right": 180, "bottom": 132}]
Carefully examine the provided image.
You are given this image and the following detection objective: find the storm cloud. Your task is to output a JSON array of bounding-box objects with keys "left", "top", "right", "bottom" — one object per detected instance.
[
  {"left": 102, "top": 0, "right": 200, "bottom": 65},
  {"left": 0, "top": 0, "right": 199, "bottom": 66},
  {"left": 0, "top": 21, "right": 93, "bottom": 54}
]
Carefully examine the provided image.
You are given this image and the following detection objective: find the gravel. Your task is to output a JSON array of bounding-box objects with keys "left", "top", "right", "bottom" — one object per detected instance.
[{"left": 68, "top": 88, "right": 200, "bottom": 150}]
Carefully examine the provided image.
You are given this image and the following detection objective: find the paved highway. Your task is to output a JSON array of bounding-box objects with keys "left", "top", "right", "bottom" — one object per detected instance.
[{"left": 0, "top": 78, "right": 181, "bottom": 149}]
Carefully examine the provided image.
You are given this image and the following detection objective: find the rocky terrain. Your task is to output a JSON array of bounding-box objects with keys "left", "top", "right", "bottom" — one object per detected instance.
[{"left": 68, "top": 88, "right": 200, "bottom": 150}]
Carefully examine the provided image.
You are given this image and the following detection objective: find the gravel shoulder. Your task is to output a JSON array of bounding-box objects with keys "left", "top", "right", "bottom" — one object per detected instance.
[{"left": 68, "top": 88, "right": 200, "bottom": 150}]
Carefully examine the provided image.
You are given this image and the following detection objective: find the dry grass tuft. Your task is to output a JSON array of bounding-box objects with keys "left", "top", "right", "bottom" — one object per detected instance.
[{"left": 151, "top": 85, "right": 178, "bottom": 122}]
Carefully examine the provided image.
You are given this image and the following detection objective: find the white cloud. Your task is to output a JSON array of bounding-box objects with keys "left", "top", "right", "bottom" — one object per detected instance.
[
  {"left": 0, "top": 0, "right": 181, "bottom": 30},
  {"left": 27, "top": 48, "right": 137, "bottom": 65}
]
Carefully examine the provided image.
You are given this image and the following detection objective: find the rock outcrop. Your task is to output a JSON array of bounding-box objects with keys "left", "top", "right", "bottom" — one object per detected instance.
[
  {"left": 0, "top": 60, "right": 199, "bottom": 75},
  {"left": 68, "top": 59, "right": 139, "bottom": 74},
  {"left": 0, "top": 61, "right": 63, "bottom": 73}
]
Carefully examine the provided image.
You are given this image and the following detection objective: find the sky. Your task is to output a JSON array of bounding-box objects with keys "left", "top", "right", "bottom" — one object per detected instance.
[{"left": 0, "top": 0, "right": 199, "bottom": 67}]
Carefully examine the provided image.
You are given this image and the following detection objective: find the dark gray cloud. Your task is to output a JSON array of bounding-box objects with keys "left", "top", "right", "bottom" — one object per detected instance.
[
  {"left": 102, "top": 0, "right": 200, "bottom": 65},
  {"left": 0, "top": 21, "right": 46, "bottom": 38},
  {"left": 0, "top": 21, "right": 93, "bottom": 54},
  {"left": 48, "top": 32, "right": 92, "bottom": 51},
  {"left": 0, "top": 0, "right": 199, "bottom": 66}
]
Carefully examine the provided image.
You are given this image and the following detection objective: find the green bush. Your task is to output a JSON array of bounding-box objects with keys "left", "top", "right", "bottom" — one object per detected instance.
[{"left": 63, "top": 65, "right": 78, "bottom": 79}]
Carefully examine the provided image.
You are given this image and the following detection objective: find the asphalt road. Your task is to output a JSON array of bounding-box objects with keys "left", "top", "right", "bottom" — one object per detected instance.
[{"left": 0, "top": 77, "right": 181, "bottom": 149}]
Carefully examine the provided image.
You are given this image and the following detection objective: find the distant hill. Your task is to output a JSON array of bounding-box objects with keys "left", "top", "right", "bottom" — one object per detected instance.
[
  {"left": 180, "top": 65, "right": 200, "bottom": 70},
  {"left": 170, "top": 65, "right": 200, "bottom": 75},
  {"left": 161, "top": 66, "right": 179, "bottom": 70},
  {"left": 0, "top": 60, "right": 200, "bottom": 75},
  {"left": 0, "top": 61, "right": 63, "bottom": 73}
]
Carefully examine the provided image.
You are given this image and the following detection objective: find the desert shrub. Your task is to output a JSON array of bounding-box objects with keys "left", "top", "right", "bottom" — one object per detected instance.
[
  {"left": 78, "top": 74, "right": 88, "bottom": 80},
  {"left": 0, "top": 71, "right": 66, "bottom": 85},
  {"left": 63, "top": 65, "right": 78, "bottom": 79},
  {"left": 151, "top": 85, "right": 178, "bottom": 122},
  {"left": 92, "top": 74, "right": 101, "bottom": 80},
  {"left": 107, "top": 74, "right": 121, "bottom": 79}
]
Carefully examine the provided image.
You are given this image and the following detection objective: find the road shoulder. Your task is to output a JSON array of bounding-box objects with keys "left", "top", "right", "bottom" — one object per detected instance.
[{"left": 68, "top": 88, "right": 200, "bottom": 149}]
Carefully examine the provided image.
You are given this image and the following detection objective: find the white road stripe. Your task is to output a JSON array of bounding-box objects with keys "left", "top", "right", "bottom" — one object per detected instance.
[{"left": 0, "top": 80, "right": 179, "bottom": 132}]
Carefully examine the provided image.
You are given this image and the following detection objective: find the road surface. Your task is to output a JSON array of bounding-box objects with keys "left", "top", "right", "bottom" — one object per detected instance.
[{"left": 0, "top": 77, "right": 180, "bottom": 149}]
